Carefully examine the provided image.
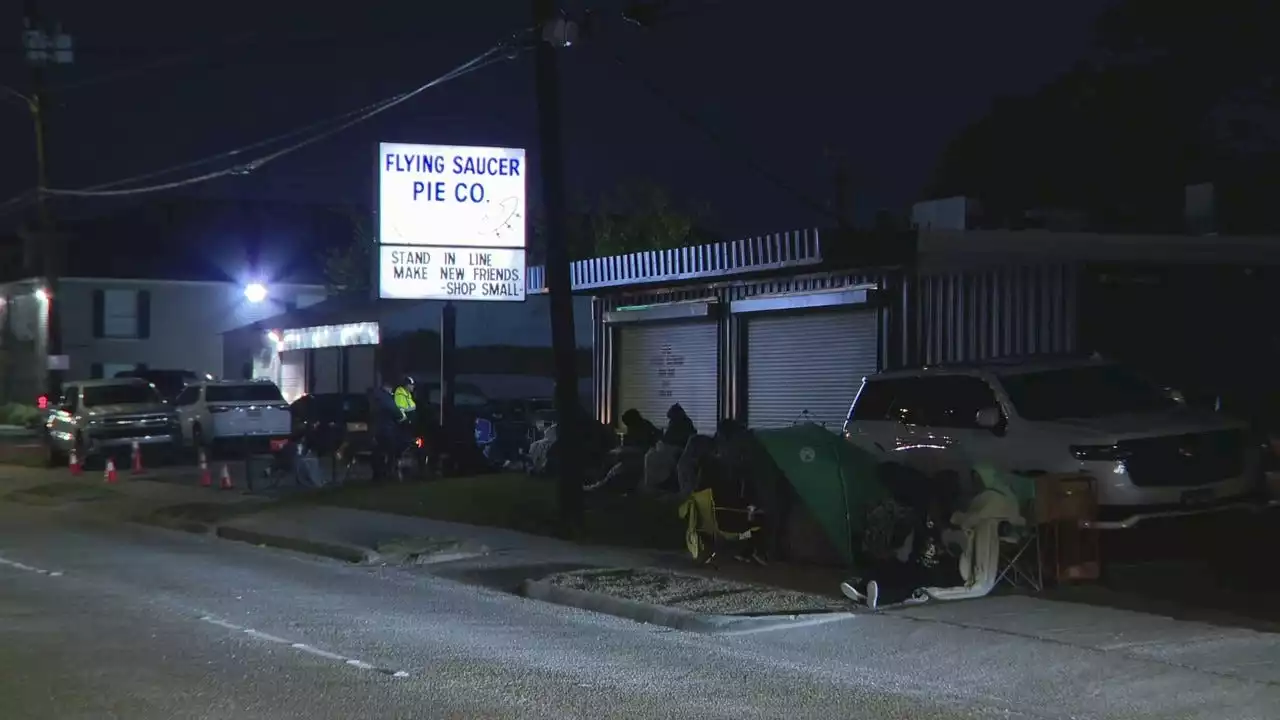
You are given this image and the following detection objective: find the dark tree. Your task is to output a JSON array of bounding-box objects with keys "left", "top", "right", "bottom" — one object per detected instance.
[{"left": 930, "top": 0, "right": 1280, "bottom": 230}]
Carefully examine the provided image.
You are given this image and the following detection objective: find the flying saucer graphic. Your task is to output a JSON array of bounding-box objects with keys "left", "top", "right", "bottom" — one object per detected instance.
[{"left": 477, "top": 196, "right": 522, "bottom": 239}]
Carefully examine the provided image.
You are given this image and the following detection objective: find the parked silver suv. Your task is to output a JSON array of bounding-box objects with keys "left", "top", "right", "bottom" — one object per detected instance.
[
  {"left": 842, "top": 358, "right": 1263, "bottom": 529},
  {"left": 43, "top": 378, "right": 181, "bottom": 466}
]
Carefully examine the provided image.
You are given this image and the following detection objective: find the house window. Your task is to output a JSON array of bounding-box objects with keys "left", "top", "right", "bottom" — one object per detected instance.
[{"left": 93, "top": 288, "right": 151, "bottom": 340}]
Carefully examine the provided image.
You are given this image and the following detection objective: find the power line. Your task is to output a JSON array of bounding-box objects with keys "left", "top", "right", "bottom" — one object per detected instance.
[
  {"left": 606, "top": 51, "right": 840, "bottom": 224},
  {"left": 39, "top": 44, "right": 516, "bottom": 199}
]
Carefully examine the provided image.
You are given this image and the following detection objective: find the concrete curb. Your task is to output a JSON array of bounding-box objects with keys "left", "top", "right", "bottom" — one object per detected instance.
[
  {"left": 518, "top": 579, "right": 857, "bottom": 636},
  {"left": 214, "top": 525, "right": 376, "bottom": 564},
  {"left": 136, "top": 514, "right": 214, "bottom": 535}
]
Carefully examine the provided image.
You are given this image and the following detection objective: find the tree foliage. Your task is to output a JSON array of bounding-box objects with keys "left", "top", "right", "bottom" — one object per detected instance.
[
  {"left": 530, "top": 180, "right": 712, "bottom": 261},
  {"left": 929, "top": 0, "right": 1279, "bottom": 229},
  {"left": 322, "top": 206, "right": 373, "bottom": 295}
]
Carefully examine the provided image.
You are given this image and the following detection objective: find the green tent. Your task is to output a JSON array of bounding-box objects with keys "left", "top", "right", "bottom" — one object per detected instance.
[{"left": 752, "top": 424, "right": 889, "bottom": 566}]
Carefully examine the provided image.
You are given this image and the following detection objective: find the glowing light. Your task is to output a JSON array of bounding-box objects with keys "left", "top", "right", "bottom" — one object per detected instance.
[
  {"left": 244, "top": 283, "right": 268, "bottom": 303},
  {"left": 34, "top": 288, "right": 49, "bottom": 302},
  {"left": 266, "top": 330, "right": 281, "bottom": 345}
]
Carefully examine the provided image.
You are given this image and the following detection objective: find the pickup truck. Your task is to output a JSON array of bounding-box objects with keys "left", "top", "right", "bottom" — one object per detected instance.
[{"left": 43, "top": 378, "right": 182, "bottom": 467}]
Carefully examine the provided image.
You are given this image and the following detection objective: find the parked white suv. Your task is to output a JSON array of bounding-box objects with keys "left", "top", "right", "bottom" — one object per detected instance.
[
  {"left": 173, "top": 379, "right": 292, "bottom": 454},
  {"left": 842, "top": 358, "right": 1262, "bottom": 528}
]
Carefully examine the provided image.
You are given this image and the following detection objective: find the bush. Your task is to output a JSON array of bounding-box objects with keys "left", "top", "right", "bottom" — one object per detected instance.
[{"left": 0, "top": 403, "right": 43, "bottom": 429}]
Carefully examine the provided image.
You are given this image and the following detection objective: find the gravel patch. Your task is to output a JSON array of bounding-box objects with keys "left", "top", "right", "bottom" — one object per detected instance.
[{"left": 542, "top": 567, "right": 848, "bottom": 616}]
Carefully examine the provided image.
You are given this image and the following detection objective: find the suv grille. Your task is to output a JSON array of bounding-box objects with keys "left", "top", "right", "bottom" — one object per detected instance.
[{"left": 1118, "top": 430, "right": 1245, "bottom": 487}]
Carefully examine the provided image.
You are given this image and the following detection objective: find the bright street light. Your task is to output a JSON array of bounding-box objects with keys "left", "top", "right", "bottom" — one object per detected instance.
[{"left": 244, "top": 283, "right": 268, "bottom": 303}]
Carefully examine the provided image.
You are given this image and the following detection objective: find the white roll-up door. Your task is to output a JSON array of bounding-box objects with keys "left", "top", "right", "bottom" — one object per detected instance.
[
  {"left": 345, "top": 346, "right": 376, "bottom": 394},
  {"left": 616, "top": 321, "right": 718, "bottom": 435},
  {"left": 312, "top": 348, "right": 341, "bottom": 394},
  {"left": 279, "top": 350, "right": 307, "bottom": 404},
  {"left": 747, "top": 309, "right": 879, "bottom": 430}
]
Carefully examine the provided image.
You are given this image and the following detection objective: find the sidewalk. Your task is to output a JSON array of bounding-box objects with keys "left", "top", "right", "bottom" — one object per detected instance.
[{"left": 893, "top": 595, "right": 1280, "bottom": 686}]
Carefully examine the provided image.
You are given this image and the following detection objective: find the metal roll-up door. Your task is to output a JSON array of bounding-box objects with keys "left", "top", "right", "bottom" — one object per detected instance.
[
  {"left": 747, "top": 309, "right": 878, "bottom": 430},
  {"left": 312, "top": 348, "right": 341, "bottom": 394},
  {"left": 617, "top": 321, "right": 718, "bottom": 434},
  {"left": 279, "top": 350, "right": 307, "bottom": 404},
  {"left": 345, "top": 346, "right": 376, "bottom": 394}
]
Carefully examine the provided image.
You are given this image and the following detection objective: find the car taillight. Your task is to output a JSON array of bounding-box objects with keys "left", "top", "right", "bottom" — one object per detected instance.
[
  {"left": 37, "top": 395, "right": 48, "bottom": 410},
  {"left": 208, "top": 405, "right": 234, "bottom": 413},
  {"left": 415, "top": 437, "right": 424, "bottom": 448},
  {"left": 1070, "top": 444, "right": 1131, "bottom": 461}
]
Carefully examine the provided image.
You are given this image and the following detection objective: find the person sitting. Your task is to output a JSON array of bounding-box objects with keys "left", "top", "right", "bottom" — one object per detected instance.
[
  {"left": 585, "top": 409, "right": 658, "bottom": 492},
  {"left": 620, "top": 409, "right": 660, "bottom": 448},
  {"left": 662, "top": 403, "right": 697, "bottom": 449},
  {"left": 840, "top": 464, "right": 965, "bottom": 609}
]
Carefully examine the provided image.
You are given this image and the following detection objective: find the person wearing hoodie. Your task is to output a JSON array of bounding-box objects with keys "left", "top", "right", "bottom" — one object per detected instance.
[
  {"left": 662, "top": 403, "right": 697, "bottom": 448},
  {"left": 587, "top": 408, "right": 662, "bottom": 492},
  {"left": 640, "top": 403, "right": 698, "bottom": 492},
  {"left": 621, "top": 408, "right": 662, "bottom": 449}
]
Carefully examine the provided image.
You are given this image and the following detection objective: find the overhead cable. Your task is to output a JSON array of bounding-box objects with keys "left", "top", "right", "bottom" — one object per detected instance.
[{"left": 40, "top": 43, "right": 517, "bottom": 199}]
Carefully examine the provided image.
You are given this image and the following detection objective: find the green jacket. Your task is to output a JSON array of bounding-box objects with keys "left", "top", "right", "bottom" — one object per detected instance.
[{"left": 393, "top": 386, "right": 416, "bottom": 420}]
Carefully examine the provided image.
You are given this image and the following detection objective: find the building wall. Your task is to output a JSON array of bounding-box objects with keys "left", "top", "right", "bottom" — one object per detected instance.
[
  {"left": 905, "top": 262, "right": 1080, "bottom": 366},
  {"left": 378, "top": 295, "right": 594, "bottom": 348},
  {"left": 590, "top": 269, "right": 886, "bottom": 427},
  {"left": 56, "top": 278, "right": 325, "bottom": 382},
  {"left": 0, "top": 279, "right": 50, "bottom": 403},
  {"left": 588, "top": 261, "right": 1082, "bottom": 428}
]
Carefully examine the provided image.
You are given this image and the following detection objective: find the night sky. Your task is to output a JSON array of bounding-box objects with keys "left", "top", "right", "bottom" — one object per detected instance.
[{"left": 2, "top": 0, "right": 1112, "bottom": 238}]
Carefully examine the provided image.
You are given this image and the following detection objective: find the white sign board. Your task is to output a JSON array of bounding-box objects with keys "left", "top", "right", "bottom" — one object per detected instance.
[
  {"left": 379, "top": 246, "right": 526, "bottom": 302},
  {"left": 378, "top": 142, "right": 526, "bottom": 249}
]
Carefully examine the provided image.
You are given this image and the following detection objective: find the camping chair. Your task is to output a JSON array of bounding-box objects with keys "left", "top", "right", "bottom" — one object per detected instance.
[
  {"left": 678, "top": 488, "right": 764, "bottom": 566},
  {"left": 996, "top": 522, "right": 1043, "bottom": 591}
]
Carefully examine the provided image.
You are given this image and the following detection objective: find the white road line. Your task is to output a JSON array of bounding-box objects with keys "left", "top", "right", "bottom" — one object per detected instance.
[
  {"left": 0, "top": 555, "right": 64, "bottom": 577},
  {"left": 199, "top": 615, "right": 409, "bottom": 678}
]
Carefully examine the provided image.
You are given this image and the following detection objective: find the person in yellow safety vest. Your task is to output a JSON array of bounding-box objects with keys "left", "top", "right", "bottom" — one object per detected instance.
[{"left": 393, "top": 375, "right": 417, "bottom": 422}]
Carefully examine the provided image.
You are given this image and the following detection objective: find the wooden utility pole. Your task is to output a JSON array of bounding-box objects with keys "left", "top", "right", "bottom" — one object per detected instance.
[
  {"left": 533, "top": 0, "right": 585, "bottom": 536},
  {"left": 22, "top": 0, "right": 72, "bottom": 396}
]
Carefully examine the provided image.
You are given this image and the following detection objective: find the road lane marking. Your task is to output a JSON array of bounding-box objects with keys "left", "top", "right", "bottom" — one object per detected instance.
[
  {"left": 0, "top": 554, "right": 64, "bottom": 577},
  {"left": 199, "top": 615, "right": 409, "bottom": 678}
]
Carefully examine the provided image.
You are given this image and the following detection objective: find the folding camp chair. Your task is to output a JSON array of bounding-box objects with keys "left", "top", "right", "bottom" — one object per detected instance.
[
  {"left": 996, "top": 523, "right": 1043, "bottom": 591},
  {"left": 678, "top": 489, "right": 764, "bottom": 566}
]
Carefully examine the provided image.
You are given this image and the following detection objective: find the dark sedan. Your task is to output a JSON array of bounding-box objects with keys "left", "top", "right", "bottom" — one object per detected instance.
[{"left": 288, "top": 393, "right": 372, "bottom": 456}]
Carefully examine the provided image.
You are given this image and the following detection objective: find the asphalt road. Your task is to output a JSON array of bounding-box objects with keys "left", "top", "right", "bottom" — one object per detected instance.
[{"left": 1, "top": 502, "right": 1277, "bottom": 719}]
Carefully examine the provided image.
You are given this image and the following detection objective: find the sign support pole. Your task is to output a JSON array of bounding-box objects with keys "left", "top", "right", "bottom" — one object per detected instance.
[
  {"left": 439, "top": 301, "right": 456, "bottom": 433},
  {"left": 534, "top": 0, "right": 584, "bottom": 536}
]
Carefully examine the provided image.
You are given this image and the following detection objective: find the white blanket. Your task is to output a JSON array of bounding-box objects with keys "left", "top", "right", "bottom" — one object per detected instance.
[{"left": 923, "top": 488, "right": 1024, "bottom": 601}]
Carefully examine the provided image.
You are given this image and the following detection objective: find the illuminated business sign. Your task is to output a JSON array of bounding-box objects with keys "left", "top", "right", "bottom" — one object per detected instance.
[
  {"left": 377, "top": 142, "right": 527, "bottom": 302},
  {"left": 379, "top": 246, "right": 525, "bottom": 301}
]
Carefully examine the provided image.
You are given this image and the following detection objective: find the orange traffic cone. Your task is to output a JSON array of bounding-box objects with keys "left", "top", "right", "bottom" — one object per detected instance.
[
  {"left": 218, "top": 464, "right": 233, "bottom": 490},
  {"left": 198, "top": 449, "right": 212, "bottom": 487},
  {"left": 68, "top": 448, "right": 82, "bottom": 476},
  {"left": 130, "top": 441, "right": 145, "bottom": 474},
  {"left": 104, "top": 458, "right": 118, "bottom": 484}
]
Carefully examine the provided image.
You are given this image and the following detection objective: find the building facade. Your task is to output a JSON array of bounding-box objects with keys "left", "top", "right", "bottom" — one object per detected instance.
[
  {"left": 524, "top": 228, "right": 1280, "bottom": 433},
  {"left": 0, "top": 276, "right": 325, "bottom": 402},
  {"left": 222, "top": 294, "right": 595, "bottom": 404}
]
